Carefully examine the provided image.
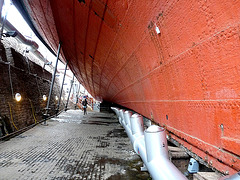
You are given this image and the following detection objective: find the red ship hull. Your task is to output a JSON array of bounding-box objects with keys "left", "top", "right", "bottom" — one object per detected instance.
[{"left": 16, "top": 0, "right": 240, "bottom": 174}]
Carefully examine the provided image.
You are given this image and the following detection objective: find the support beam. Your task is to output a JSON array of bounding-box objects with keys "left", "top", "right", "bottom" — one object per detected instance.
[
  {"left": 65, "top": 76, "right": 74, "bottom": 111},
  {"left": 56, "top": 61, "right": 68, "bottom": 114},
  {"left": 43, "top": 42, "right": 61, "bottom": 123},
  {"left": 75, "top": 83, "right": 81, "bottom": 109}
]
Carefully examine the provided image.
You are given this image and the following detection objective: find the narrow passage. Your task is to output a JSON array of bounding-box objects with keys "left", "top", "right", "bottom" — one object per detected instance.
[{"left": 0, "top": 110, "right": 150, "bottom": 180}]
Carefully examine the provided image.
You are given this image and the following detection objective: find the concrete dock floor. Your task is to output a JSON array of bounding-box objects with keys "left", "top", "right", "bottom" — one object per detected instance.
[{"left": 0, "top": 110, "right": 150, "bottom": 180}]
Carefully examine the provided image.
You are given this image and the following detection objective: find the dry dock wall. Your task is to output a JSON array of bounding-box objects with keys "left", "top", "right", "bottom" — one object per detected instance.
[{"left": 0, "top": 43, "right": 64, "bottom": 135}]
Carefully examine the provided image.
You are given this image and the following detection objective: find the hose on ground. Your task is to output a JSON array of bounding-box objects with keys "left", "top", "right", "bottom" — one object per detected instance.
[{"left": 8, "top": 102, "right": 18, "bottom": 131}]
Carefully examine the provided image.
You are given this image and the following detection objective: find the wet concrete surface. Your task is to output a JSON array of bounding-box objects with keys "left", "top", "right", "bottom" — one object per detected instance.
[{"left": 0, "top": 110, "right": 151, "bottom": 180}]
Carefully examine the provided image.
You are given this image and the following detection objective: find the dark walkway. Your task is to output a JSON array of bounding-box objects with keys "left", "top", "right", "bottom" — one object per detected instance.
[{"left": 0, "top": 110, "right": 150, "bottom": 180}]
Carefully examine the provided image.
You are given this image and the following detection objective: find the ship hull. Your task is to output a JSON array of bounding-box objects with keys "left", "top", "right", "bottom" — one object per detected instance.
[{"left": 15, "top": 0, "right": 240, "bottom": 174}]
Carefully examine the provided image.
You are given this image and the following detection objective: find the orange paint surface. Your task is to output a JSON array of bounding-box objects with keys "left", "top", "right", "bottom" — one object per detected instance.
[{"left": 19, "top": 0, "right": 240, "bottom": 174}]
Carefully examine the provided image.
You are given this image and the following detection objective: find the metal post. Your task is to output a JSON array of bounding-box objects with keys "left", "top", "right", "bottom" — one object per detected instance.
[
  {"left": 65, "top": 76, "right": 74, "bottom": 111},
  {"left": 56, "top": 61, "right": 68, "bottom": 114},
  {"left": 43, "top": 42, "right": 61, "bottom": 123},
  {"left": 75, "top": 83, "right": 81, "bottom": 109}
]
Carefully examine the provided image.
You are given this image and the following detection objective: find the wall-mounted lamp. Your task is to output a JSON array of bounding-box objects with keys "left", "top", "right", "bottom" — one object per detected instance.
[
  {"left": 43, "top": 95, "right": 47, "bottom": 101},
  {"left": 15, "top": 93, "right": 21, "bottom": 102}
]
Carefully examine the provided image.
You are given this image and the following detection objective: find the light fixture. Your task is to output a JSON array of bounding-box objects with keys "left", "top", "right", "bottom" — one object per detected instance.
[
  {"left": 43, "top": 95, "right": 47, "bottom": 101},
  {"left": 15, "top": 93, "right": 21, "bottom": 102},
  {"left": 55, "top": 96, "right": 59, "bottom": 101}
]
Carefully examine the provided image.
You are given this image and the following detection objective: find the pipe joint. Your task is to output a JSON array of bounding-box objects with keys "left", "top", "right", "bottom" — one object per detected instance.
[
  {"left": 111, "top": 107, "right": 187, "bottom": 180},
  {"left": 145, "top": 125, "right": 169, "bottom": 162},
  {"left": 130, "top": 113, "right": 144, "bottom": 135},
  {"left": 119, "top": 109, "right": 125, "bottom": 125},
  {"left": 124, "top": 110, "right": 132, "bottom": 128}
]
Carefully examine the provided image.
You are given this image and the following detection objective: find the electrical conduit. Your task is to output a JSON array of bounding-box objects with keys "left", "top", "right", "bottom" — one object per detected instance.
[{"left": 8, "top": 102, "right": 18, "bottom": 131}]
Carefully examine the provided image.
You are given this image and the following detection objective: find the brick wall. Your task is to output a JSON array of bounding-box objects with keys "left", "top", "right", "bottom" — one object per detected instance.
[{"left": 0, "top": 43, "right": 65, "bottom": 134}]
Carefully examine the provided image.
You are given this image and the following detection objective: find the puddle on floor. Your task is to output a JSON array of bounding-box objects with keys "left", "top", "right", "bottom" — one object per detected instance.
[
  {"left": 107, "top": 129, "right": 128, "bottom": 138},
  {"left": 82, "top": 121, "right": 118, "bottom": 126},
  {"left": 94, "top": 156, "right": 151, "bottom": 180}
]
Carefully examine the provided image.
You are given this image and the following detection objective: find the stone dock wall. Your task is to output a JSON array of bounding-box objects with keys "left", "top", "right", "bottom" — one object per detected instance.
[{"left": 0, "top": 42, "right": 64, "bottom": 135}]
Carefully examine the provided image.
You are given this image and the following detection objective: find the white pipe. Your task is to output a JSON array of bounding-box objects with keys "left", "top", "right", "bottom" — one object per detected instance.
[
  {"left": 124, "top": 110, "right": 132, "bottom": 128},
  {"left": 111, "top": 107, "right": 121, "bottom": 124},
  {"left": 4, "top": 20, "right": 50, "bottom": 64},
  {"left": 145, "top": 125, "right": 169, "bottom": 161},
  {"left": 119, "top": 109, "right": 125, "bottom": 125},
  {"left": 5, "top": 20, "right": 39, "bottom": 50},
  {"left": 147, "top": 156, "right": 186, "bottom": 180},
  {"left": 111, "top": 107, "right": 187, "bottom": 180},
  {"left": 144, "top": 125, "right": 186, "bottom": 180},
  {"left": 122, "top": 114, "right": 133, "bottom": 142},
  {"left": 219, "top": 172, "right": 240, "bottom": 180},
  {"left": 130, "top": 113, "right": 144, "bottom": 135}
]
